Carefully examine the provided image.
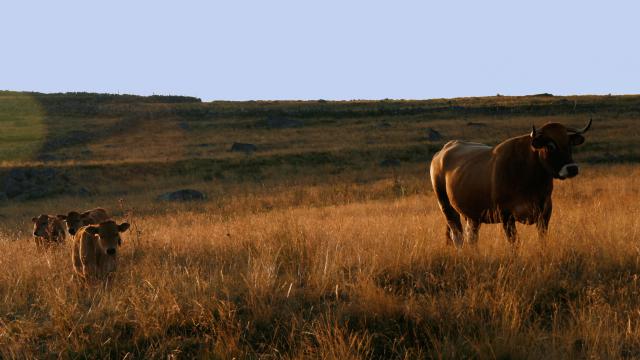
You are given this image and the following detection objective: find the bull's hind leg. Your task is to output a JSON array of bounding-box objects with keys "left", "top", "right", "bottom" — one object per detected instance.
[
  {"left": 431, "top": 164, "right": 464, "bottom": 246},
  {"left": 433, "top": 189, "right": 463, "bottom": 246}
]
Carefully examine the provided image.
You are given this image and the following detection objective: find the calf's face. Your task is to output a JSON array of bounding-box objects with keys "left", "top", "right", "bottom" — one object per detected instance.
[
  {"left": 86, "top": 221, "right": 130, "bottom": 256},
  {"left": 32, "top": 215, "right": 50, "bottom": 237},
  {"left": 59, "top": 211, "right": 84, "bottom": 235},
  {"left": 31, "top": 214, "right": 62, "bottom": 237}
]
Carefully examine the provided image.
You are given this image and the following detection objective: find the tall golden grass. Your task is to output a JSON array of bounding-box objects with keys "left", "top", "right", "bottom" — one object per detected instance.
[{"left": 1, "top": 165, "right": 639, "bottom": 358}]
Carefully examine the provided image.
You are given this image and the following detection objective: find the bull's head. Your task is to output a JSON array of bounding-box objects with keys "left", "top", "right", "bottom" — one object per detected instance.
[
  {"left": 530, "top": 118, "right": 592, "bottom": 180},
  {"left": 85, "top": 221, "right": 130, "bottom": 256}
]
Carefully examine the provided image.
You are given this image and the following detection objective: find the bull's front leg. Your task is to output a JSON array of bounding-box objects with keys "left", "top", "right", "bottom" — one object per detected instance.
[
  {"left": 464, "top": 218, "right": 481, "bottom": 245},
  {"left": 501, "top": 211, "right": 517, "bottom": 244},
  {"left": 536, "top": 198, "right": 552, "bottom": 241}
]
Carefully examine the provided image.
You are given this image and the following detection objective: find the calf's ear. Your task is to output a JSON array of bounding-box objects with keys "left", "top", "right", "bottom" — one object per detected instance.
[
  {"left": 570, "top": 134, "right": 585, "bottom": 146},
  {"left": 57, "top": 214, "right": 67, "bottom": 220},
  {"left": 32, "top": 217, "right": 38, "bottom": 223},
  {"left": 86, "top": 226, "right": 100, "bottom": 235},
  {"left": 118, "top": 223, "right": 130, "bottom": 232}
]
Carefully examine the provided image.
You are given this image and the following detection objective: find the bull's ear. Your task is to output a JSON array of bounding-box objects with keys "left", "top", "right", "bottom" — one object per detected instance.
[
  {"left": 570, "top": 134, "right": 585, "bottom": 146},
  {"left": 531, "top": 135, "right": 547, "bottom": 149},
  {"left": 118, "top": 223, "right": 130, "bottom": 233},
  {"left": 57, "top": 214, "right": 67, "bottom": 220},
  {"left": 86, "top": 226, "right": 99, "bottom": 235},
  {"left": 32, "top": 217, "right": 38, "bottom": 223}
]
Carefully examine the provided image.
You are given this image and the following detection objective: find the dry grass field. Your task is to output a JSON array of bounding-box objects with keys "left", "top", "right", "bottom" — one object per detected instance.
[
  {"left": 1, "top": 92, "right": 640, "bottom": 358},
  {"left": 1, "top": 165, "right": 640, "bottom": 358}
]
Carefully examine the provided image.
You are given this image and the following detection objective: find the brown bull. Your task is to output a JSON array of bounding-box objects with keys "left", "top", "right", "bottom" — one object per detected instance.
[{"left": 430, "top": 119, "right": 591, "bottom": 245}]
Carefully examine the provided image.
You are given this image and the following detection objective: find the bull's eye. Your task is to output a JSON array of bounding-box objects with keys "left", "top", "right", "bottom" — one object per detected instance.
[{"left": 546, "top": 142, "right": 557, "bottom": 152}]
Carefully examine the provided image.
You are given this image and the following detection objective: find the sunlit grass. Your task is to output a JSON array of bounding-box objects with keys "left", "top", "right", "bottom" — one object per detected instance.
[
  {"left": 0, "top": 92, "right": 46, "bottom": 161},
  {"left": 1, "top": 166, "right": 639, "bottom": 358}
]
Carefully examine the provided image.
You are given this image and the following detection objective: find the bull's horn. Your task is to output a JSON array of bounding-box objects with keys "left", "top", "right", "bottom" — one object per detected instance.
[
  {"left": 568, "top": 118, "right": 592, "bottom": 134},
  {"left": 530, "top": 125, "right": 537, "bottom": 138}
]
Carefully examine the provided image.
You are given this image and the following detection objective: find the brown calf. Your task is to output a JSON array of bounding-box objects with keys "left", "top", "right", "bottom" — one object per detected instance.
[
  {"left": 71, "top": 220, "right": 130, "bottom": 280},
  {"left": 59, "top": 208, "right": 110, "bottom": 236},
  {"left": 32, "top": 214, "right": 66, "bottom": 247}
]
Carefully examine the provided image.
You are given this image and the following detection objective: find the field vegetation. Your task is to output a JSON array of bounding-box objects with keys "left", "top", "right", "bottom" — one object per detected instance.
[{"left": 0, "top": 91, "right": 639, "bottom": 358}]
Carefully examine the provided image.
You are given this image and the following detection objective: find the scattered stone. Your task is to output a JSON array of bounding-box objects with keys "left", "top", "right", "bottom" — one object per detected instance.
[
  {"left": 76, "top": 187, "right": 91, "bottom": 197},
  {"left": 157, "top": 189, "right": 206, "bottom": 202},
  {"left": 37, "top": 154, "right": 59, "bottom": 162},
  {"left": 178, "top": 121, "right": 191, "bottom": 131},
  {"left": 425, "top": 128, "right": 443, "bottom": 141},
  {"left": 231, "top": 142, "right": 257, "bottom": 154},
  {"left": 466, "top": 122, "right": 487, "bottom": 127},
  {"left": 378, "top": 121, "right": 392, "bottom": 128},
  {"left": 262, "top": 115, "right": 303, "bottom": 129},
  {"left": 380, "top": 158, "right": 401, "bottom": 167}
]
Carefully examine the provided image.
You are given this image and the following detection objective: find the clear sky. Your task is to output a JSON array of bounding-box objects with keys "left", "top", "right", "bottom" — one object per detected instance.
[{"left": 1, "top": 1, "right": 638, "bottom": 101}]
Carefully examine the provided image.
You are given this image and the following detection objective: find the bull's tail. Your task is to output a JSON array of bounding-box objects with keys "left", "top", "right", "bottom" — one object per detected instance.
[{"left": 430, "top": 163, "right": 463, "bottom": 246}]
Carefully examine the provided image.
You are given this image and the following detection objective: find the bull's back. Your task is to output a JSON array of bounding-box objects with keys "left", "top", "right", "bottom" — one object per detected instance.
[{"left": 431, "top": 141, "right": 496, "bottom": 220}]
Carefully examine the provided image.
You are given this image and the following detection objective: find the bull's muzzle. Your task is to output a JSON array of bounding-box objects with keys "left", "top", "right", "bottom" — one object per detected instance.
[{"left": 558, "top": 163, "right": 579, "bottom": 179}]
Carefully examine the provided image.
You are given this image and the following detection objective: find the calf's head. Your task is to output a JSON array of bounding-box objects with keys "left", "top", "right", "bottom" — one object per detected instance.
[
  {"left": 32, "top": 214, "right": 65, "bottom": 237},
  {"left": 85, "top": 221, "right": 130, "bottom": 256},
  {"left": 59, "top": 211, "right": 94, "bottom": 236},
  {"left": 32, "top": 214, "right": 51, "bottom": 237},
  {"left": 530, "top": 118, "right": 591, "bottom": 180}
]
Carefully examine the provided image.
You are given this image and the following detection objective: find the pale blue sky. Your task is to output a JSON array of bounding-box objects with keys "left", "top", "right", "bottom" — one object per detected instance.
[{"left": 1, "top": 1, "right": 638, "bottom": 100}]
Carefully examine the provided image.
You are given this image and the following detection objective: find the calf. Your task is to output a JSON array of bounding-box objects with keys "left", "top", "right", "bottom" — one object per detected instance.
[
  {"left": 71, "top": 220, "right": 130, "bottom": 280},
  {"left": 32, "top": 214, "right": 66, "bottom": 247},
  {"left": 59, "top": 208, "right": 110, "bottom": 236}
]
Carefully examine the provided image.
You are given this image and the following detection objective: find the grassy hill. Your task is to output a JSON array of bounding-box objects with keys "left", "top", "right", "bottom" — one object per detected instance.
[
  {"left": 0, "top": 91, "right": 638, "bottom": 202},
  {"left": 1, "top": 91, "right": 640, "bottom": 358}
]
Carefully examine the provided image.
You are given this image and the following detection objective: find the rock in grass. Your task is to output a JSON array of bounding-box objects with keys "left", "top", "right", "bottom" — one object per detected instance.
[
  {"left": 230, "top": 142, "right": 257, "bottom": 154},
  {"left": 466, "top": 122, "right": 487, "bottom": 127},
  {"left": 425, "top": 127, "right": 443, "bottom": 141},
  {"left": 380, "top": 158, "right": 401, "bottom": 167},
  {"left": 263, "top": 115, "right": 303, "bottom": 129},
  {"left": 157, "top": 189, "right": 206, "bottom": 202}
]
